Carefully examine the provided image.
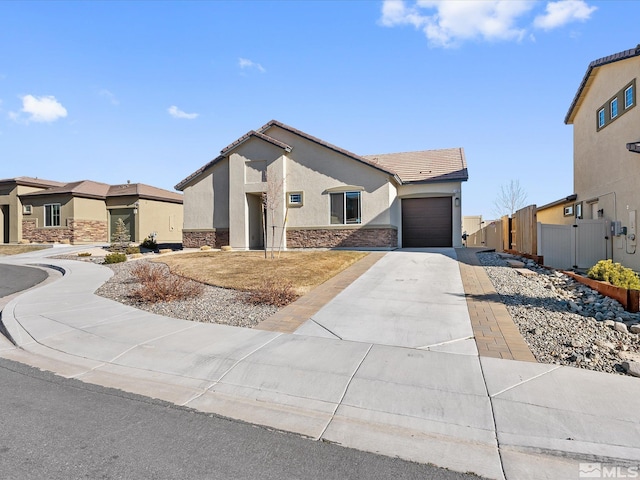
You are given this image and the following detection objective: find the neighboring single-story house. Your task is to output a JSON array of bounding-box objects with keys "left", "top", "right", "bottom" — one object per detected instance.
[
  {"left": 535, "top": 194, "right": 578, "bottom": 225},
  {"left": 0, "top": 177, "right": 183, "bottom": 244},
  {"left": 175, "top": 120, "right": 468, "bottom": 250}
]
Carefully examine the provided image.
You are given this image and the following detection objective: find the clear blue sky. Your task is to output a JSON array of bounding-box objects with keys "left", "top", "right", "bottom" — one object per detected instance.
[{"left": 1, "top": 1, "right": 638, "bottom": 219}]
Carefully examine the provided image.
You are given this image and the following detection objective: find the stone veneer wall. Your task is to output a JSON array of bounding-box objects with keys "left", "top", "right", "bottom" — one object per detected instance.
[
  {"left": 183, "top": 229, "right": 229, "bottom": 248},
  {"left": 22, "top": 219, "right": 107, "bottom": 244},
  {"left": 287, "top": 227, "right": 397, "bottom": 248},
  {"left": 68, "top": 219, "right": 108, "bottom": 243}
]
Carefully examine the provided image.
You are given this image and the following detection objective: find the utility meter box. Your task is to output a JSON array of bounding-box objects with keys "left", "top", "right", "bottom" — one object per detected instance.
[{"left": 611, "top": 220, "right": 623, "bottom": 236}]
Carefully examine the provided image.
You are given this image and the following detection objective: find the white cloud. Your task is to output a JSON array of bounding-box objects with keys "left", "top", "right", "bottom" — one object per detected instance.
[
  {"left": 168, "top": 105, "right": 199, "bottom": 120},
  {"left": 534, "top": 0, "right": 596, "bottom": 30},
  {"left": 380, "top": 0, "right": 596, "bottom": 47},
  {"left": 12, "top": 94, "right": 68, "bottom": 123},
  {"left": 99, "top": 89, "right": 119, "bottom": 105},
  {"left": 238, "top": 57, "right": 266, "bottom": 73}
]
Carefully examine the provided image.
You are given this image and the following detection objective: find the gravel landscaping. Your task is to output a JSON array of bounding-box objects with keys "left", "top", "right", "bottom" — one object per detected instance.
[
  {"left": 94, "top": 260, "right": 278, "bottom": 328},
  {"left": 479, "top": 251, "right": 640, "bottom": 376}
]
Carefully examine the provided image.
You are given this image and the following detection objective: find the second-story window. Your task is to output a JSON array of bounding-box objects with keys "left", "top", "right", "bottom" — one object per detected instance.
[
  {"left": 611, "top": 98, "right": 618, "bottom": 119},
  {"left": 598, "top": 108, "right": 605, "bottom": 128},
  {"left": 625, "top": 85, "right": 634, "bottom": 109}
]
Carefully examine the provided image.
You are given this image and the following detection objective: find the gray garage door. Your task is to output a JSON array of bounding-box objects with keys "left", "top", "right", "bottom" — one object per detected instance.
[{"left": 402, "top": 197, "right": 452, "bottom": 247}]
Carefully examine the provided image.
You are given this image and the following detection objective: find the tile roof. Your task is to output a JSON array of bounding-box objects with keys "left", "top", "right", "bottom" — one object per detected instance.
[
  {"left": 175, "top": 119, "right": 467, "bottom": 190},
  {"left": 565, "top": 44, "right": 640, "bottom": 124},
  {"left": 0, "top": 176, "right": 65, "bottom": 189},
  {"left": 20, "top": 180, "right": 183, "bottom": 203},
  {"left": 108, "top": 183, "right": 183, "bottom": 203},
  {"left": 20, "top": 180, "right": 111, "bottom": 199},
  {"left": 363, "top": 148, "right": 468, "bottom": 183}
]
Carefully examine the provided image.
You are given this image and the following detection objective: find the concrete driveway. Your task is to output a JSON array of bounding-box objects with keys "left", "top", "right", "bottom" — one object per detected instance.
[{"left": 295, "top": 248, "right": 477, "bottom": 355}]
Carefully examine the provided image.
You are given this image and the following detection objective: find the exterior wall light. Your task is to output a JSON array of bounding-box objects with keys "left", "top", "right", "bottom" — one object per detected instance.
[
  {"left": 626, "top": 141, "right": 640, "bottom": 154},
  {"left": 454, "top": 197, "right": 460, "bottom": 207}
]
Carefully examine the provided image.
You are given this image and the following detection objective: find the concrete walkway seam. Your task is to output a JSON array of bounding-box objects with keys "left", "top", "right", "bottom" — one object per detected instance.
[
  {"left": 489, "top": 366, "right": 563, "bottom": 398},
  {"left": 317, "top": 343, "right": 373, "bottom": 440},
  {"left": 181, "top": 333, "right": 284, "bottom": 407}
]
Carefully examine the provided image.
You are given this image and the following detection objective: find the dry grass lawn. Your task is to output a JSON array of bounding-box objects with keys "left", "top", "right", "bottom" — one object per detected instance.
[
  {"left": 155, "top": 250, "right": 368, "bottom": 294},
  {"left": 0, "top": 245, "right": 49, "bottom": 255}
]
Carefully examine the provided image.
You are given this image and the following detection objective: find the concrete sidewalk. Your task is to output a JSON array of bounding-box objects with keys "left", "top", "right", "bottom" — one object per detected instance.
[{"left": 1, "top": 247, "right": 639, "bottom": 479}]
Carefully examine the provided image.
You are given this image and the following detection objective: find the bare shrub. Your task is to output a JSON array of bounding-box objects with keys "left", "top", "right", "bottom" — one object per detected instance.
[
  {"left": 130, "top": 263, "right": 203, "bottom": 303},
  {"left": 246, "top": 279, "right": 299, "bottom": 307}
]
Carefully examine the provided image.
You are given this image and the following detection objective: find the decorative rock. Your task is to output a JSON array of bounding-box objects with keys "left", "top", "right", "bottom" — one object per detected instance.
[
  {"left": 631, "top": 325, "right": 640, "bottom": 334},
  {"left": 505, "top": 260, "right": 525, "bottom": 268},
  {"left": 622, "top": 361, "right": 640, "bottom": 378},
  {"left": 614, "top": 322, "right": 628, "bottom": 334},
  {"left": 595, "top": 312, "right": 605, "bottom": 321},
  {"left": 221, "top": 245, "right": 233, "bottom": 252}
]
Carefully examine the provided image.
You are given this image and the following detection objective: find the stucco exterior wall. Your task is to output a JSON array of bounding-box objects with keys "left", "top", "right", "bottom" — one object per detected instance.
[
  {"left": 137, "top": 199, "right": 183, "bottom": 243},
  {"left": 572, "top": 56, "right": 640, "bottom": 269},
  {"left": 0, "top": 184, "right": 51, "bottom": 243}
]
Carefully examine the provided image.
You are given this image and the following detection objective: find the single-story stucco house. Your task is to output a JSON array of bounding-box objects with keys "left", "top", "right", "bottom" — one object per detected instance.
[
  {"left": 175, "top": 120, "right": 468, "bottom": 250},
  {"left": 0, "top": 177, "right": 183, "bottom": 244}
]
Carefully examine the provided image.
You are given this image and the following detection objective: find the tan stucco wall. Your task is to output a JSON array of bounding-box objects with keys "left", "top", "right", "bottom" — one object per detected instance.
[
  {"left": 26, "top": 194, "right": 74, "bottom": 229},
  {"left": 137, "top": 199, "right": 183, "bottom": 243},
  {"left": 572, "top": 56, "right": 640, "bottom": 269},
  {"left": 398, "top": 181, "right": 464, "bottom": 248},
  {"left": 74, "top": 197, "right": 107, "bottom": 222},
  {"left": 182, "top": 160, "right": 230, "bottom": 231},
  {"left": 0, "top": 184, "right": 52, "bottom": 242}
]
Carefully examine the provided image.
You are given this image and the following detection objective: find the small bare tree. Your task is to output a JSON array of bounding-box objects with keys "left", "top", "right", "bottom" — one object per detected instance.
[
  {"left": 493, "top": 179, "right": 528, "bottom": 218},
  {"left": 261, "top": 173, "right": 285, "bottom": 259}
]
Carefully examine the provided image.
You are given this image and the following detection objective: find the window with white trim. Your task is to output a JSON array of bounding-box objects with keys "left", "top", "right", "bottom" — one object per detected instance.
[
  {"left": 330, "top": 191, "right": 361, "bottom": 225},
  {"left": 44, "top": 203, "right": 61, "bottom": 227},
  {"left": 625, "top": 85, "right": 634, "bottom": 109},
  {"left": 597, "top": 108, "right": 605, "bottom": 128},
  {"left": 288, "top": 192, "right": 303, "bottom": 207},
  {"left": 611, "top": 98, "right": 618, "bottom": 119}
]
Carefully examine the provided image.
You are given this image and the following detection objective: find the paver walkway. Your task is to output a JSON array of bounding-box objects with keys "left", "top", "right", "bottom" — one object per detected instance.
[{"left": 456, "top": 248, "right": 536, "bottom": 362}]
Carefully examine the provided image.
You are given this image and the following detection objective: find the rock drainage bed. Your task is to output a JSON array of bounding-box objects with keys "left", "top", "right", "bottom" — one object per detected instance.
[{"left": 479, "top": 252, "right": 640, "bottom": 376}]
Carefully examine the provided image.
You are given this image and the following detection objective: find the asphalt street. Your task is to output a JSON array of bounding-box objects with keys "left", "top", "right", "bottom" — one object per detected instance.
[
  {"left": 0, "top": 264, "right": 48, "bottom": 298},
  {"left": 0, "top": 357, "right": 486, "bottom": 480}
]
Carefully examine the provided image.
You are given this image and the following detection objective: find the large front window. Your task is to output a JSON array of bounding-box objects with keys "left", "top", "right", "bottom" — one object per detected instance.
[
  {"left": 330, "top": 191, "right": 361, "bottom": 224},
  {"left": 44, "top": 203, "right": 61, "bottom": 227}
]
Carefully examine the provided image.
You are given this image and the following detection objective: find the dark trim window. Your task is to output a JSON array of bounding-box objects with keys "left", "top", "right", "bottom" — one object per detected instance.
[
  {"left": 44, "top": 203, "right": 61, "bottom": 227},
  {"left": 330, "top": 191, "right": 361, "bottom": 225},
  {"left": 597, "top": 79, "right": 635, "bottom": 130},
  {"left": 625, "top": 85, "right": 634, "bottom": 109}
]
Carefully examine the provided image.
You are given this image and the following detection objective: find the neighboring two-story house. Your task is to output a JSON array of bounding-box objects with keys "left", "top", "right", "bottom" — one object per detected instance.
[
  {"left": 565, "top": 45, "right": 640, "bottom": 270},
  {"left": 175, "top": 120, "right": 468, "bottom": 250}
]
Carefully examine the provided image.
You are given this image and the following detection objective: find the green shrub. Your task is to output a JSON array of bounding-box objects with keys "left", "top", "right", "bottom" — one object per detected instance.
[
  {"left": 103, "top": 252, "right": 127, "bottom": 264},
  {"left": 125, "top": 246, "right": 141, "bottom": 255},
  {"left": 587, "top": 259, "right": 640, "bottom": 290},
  {"left": 77, "top": 252, "right": 92, "bottom": 257},
  {"left": 140, "top": 237, "right": 158, "bottom": 250}
]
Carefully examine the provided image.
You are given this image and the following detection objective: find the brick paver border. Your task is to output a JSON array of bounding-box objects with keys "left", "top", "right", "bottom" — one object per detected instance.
[{"left": 456, "top": 248, "right": 536, "bottom": 362}]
